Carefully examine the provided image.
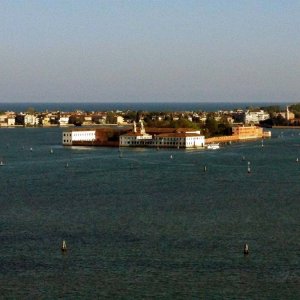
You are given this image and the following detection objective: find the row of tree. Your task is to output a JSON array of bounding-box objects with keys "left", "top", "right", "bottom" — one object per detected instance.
[{"left": 141, "top": 112, "right": 232, "bottom": 137}]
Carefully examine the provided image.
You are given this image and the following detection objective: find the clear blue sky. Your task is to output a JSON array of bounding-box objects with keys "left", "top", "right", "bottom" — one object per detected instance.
[{"left": 1, "top": 0, "right": 299, "bottom": 103}]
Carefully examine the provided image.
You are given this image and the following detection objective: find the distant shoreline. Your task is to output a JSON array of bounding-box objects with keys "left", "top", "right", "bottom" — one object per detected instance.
[
  {"left": 0, "top": 101, "right": 292, "bottom": 113},
  {"left": 3, "top": 124, "right": 300, "bottom": 129}
]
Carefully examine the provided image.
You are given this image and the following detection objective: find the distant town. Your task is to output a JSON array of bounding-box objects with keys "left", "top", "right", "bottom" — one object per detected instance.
[
  {"left": 2, "top": 103, "right": 300, "bottom": 148},
  {"left": 0, "top": 104, "right": 299, "bottom": 130}
]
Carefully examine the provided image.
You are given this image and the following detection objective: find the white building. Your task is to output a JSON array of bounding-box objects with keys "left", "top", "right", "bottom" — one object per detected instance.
[
  {"left": 119, "top": 121, "right": 152, "bottom": 146},
  {"left": 0, "top": 113, "right": 16, "bottom": 126},
  {"left": 7, "top": 115, "right": 16, "bottom": 126},
  {"left": 153, "top": 132, "right": 205, "bottom": 148},
  {"left": 24, "top": 114, "right": 39, "bottom": 126},
  {"left": 120, "top": 122, "right": 205, "bottom": 148},
  {"left": 59, "top": 116, "right": 70, "bottom": 126},
  {"left": 276, "top": 106, "right": 295, "bottom": 120},
  {"left": 42, "top": 116, "right": 51, "bottom": 126},
  {"left": 83, "top": 116, "right": 93, "bottom": 125},
  {"left": 244, "top": 110, "right": 270, "bottom": 124},
  {"left": 119, "top": 132, "right": 153, "bottom": 146},
  {"left": 62, "top": 130, "right": 96, "bottom": 145},
  {"left": 111, "top": 115, "right": 125, "bottom": 125},
  {"left": 0, "top": 115, "right": 7, "bottom": 126}
]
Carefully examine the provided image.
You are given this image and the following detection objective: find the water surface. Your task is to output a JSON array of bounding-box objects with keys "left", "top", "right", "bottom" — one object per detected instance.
[{"left": 0, "top": 128, "right": 299, "bottom": 299}]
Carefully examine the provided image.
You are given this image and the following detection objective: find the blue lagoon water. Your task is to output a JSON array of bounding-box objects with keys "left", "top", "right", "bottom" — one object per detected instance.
[{"left": 0, "top": 127, "right": 299, "bottom": 298}]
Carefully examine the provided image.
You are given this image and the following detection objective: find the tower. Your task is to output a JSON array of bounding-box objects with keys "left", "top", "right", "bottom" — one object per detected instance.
[{"left": 139, "top": 120, "right": 145, "bottom": 134}]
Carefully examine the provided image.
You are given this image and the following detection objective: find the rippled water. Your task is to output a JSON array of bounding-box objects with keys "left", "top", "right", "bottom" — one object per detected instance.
[{"left": 0, "top": 128, "right": 299, "bottom": 299}]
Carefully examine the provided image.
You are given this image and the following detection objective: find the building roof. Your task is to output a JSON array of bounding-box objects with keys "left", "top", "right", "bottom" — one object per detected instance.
[
  {"left": 175, "top": 128, "right": 199, "bottom": 133},
  {"left": 145, "top": 127, "right": 199, "bottom": 134},
  {"left": 156, "top": 133, "right": 203, "bottom": 138},
  {"left": 121, "top": 132, "right": 148, "bottom": 137}
]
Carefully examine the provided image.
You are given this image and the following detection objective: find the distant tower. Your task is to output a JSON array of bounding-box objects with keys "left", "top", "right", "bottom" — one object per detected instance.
[
  {"left": 286, "top": 106, "right": 290, "bottom": 120},
  {"left": 133, "top": 121, "right": 137, "bottom": 133},
  {"left": 139, "top": 120, "right": 145, "bottom": 134}
]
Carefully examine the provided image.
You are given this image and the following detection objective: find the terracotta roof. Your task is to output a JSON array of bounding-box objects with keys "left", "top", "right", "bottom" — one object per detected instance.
[
  {"left": 175, "top": 128, "right": 199, "bottom": 133},
  {"left": 145, "top": 127, "right": 199, "bottom": 134},
  {"left": 121, "top": 132, "right": 148, "bottom": 137},
  {"left": 64, "top": 127, "right": 131, "bottom": 133},
  {"left": 156, "top": 133, "right": 203, "bottom": 138},
  {"left": 145, "top": 127, "right": 176, "bottom": 133}
]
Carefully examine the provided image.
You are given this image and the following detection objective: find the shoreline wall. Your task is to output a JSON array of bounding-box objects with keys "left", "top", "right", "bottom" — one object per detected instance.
[{"left": 272, "top": 126, "right": 300, "bottom": 129}]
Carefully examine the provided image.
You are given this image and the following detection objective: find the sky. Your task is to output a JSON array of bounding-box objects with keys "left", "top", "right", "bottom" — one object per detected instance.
[{"left": 1, "top": 0, "right": 300, "bottom": 103}]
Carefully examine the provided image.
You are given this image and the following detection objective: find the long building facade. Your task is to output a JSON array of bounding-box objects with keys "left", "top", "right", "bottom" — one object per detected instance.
[
  {"left": 62, "top": 127, "right": 131, "bottom": 147},
  {"left": 63, "top": 122, "right": 205, "bottom": 148},
  {"left": 119, "top": 131, "right": 205, "bottom": 148},
  {"left": 62, "top": 130, "right": 96, "bottom": 145},
  {"left": 62, "top": 124, "right": 269, "bottom": 148},
  {"left": 119, "top": 121, "right": 205, "bottom": 148},
  {"left": 232, "top": 126, "right": 264, "bottom": 139}
]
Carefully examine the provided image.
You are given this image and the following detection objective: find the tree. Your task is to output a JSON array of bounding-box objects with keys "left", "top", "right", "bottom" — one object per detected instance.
[
  {"left": 69, "top": 115, "right": 84, "bottom": 126},
  {"left": 26, "top": 107, "right": 36, "bottom": 114},
  {"left": 260, "top": 105, "right": 281, "bottom": 116},
  {"left": 15, "top": 114, "right": 24, "bottom": 125},
  {"left": 275, "top": 115, "right": 288, "bottom": 126},
  {"left": 106, "top": 112, "right": 116, "bottom": 124},
  {"left": 92, "top": 115, "right": 101, "bottom": 124},
  {"left": 205, "top": 114, "right": 218, "bottom": 137},
  {"left": 218, "top": 123, "right": 232, "bottom": 135},
  {"left": 289, "top": 103, "right": 300, "bottom": 112},
  {"left": 123, "top": 111, "right": 137, "bottom": 123},
  {"left": 135, "top": 111, "right": 141, "bottom": 122},
  {"left": 171, "top": 118, "right": 200, "bottom": 129}
]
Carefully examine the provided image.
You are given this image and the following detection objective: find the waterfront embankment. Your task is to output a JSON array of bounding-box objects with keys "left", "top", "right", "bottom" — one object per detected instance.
[{"left": 272, "top": 126, "right": 300, "bottom": 129}]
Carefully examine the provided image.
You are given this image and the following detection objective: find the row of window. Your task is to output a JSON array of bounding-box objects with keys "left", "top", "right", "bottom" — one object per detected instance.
[
  {"left": 126, "top": 141, "right": 182, "bottom": 145},
  {"left": 72, "top": 133, "right": 95, "bottom": 136},
  {"left": 63, "top": 132, "right": 95, "bottom": 137},
  {"left": 126, "top": 141, "right": 152, "bottom": 145},
  {"left": 155, "top": 141, "right": 183, "bottom": 145}
]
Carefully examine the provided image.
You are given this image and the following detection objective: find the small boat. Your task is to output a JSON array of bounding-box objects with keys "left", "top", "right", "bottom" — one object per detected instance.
[
  {"left": 50, "top": 148, "right": 53, "bottom": 154},
  {"left": 244, "top": 243, "right": 249, "bottom": 255},
  {"left": 61, "top": 240, "right": 67, "bottom": 252},
  {"left": 0, "top": 161, "right": 4, "bottom": 166},
  {"left": 207, "top": 143, "right": 220, "bottom": 150}
]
